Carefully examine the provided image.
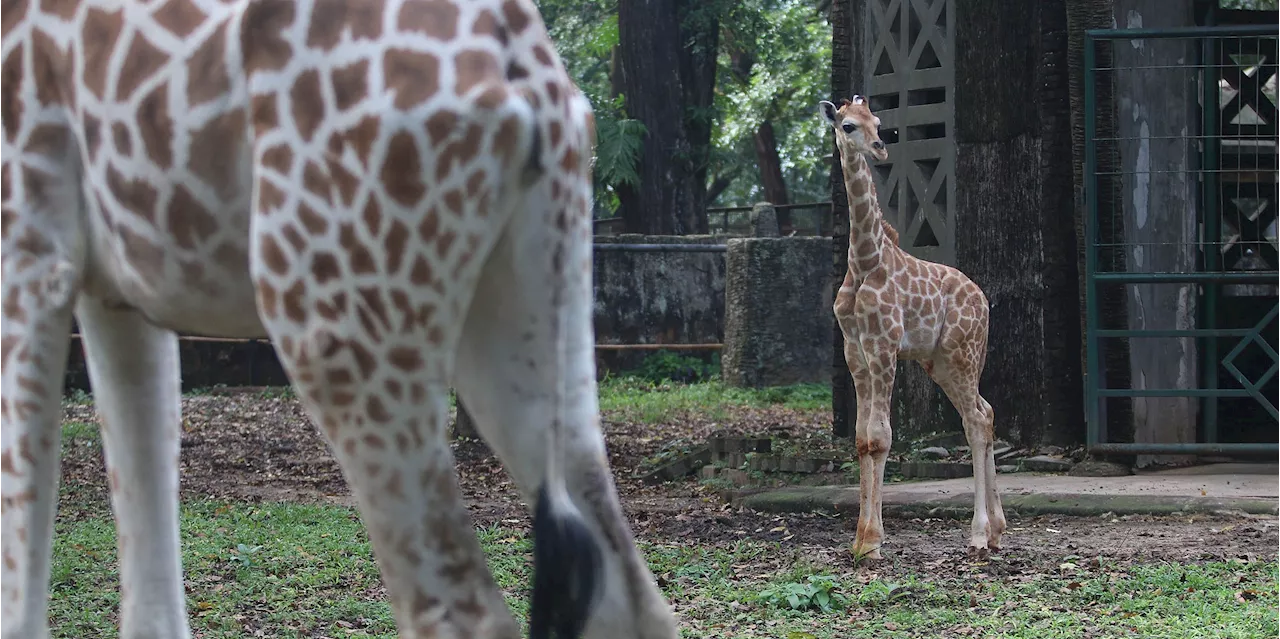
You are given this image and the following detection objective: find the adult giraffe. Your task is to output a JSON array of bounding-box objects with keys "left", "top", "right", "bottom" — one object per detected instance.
[{"left": 0, "top": 0, "right": 677, "bottom": 637}]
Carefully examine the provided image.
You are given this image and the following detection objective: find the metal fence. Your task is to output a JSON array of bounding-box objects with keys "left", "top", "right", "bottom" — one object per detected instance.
[
  {"left": 592, "top": 201, "right": 834, "bottom": 237},
  {"left": 1083, "top": 24, "right": 1278, "bottom": 456}
]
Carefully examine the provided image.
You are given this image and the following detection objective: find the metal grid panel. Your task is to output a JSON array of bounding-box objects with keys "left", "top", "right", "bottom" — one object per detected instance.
[{"left": 1083, "top": 25, "right": 1279, "bottom": 456}]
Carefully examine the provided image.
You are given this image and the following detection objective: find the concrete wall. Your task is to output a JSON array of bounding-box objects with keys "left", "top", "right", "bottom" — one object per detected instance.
[
  {"left": 722, "top": 238, "right": 834, "bottom": 387},
  {"left": 64, "top": 235, "right": 735, "bottom": 391},
  {"left": 592, "top": 234, "right": 728, "bottom": 373}
]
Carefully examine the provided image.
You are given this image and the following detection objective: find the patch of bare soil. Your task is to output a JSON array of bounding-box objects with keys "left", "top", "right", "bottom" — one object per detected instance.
[{"left": 58, "top": 391, "right": 1278, "bottom": 579}]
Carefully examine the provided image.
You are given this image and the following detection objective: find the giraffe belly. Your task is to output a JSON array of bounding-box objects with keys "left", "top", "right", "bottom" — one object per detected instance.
[
  {"left": 897, "top": 321, "right": 941, "bottom": 361},
  {"left": 82, "top": 203, "right": 267, "bottom": 338}
]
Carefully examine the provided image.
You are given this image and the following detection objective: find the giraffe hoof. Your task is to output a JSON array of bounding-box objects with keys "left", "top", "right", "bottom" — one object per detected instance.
[
  {"left": 852, "top": 545, "right": 883, "bottom": 562},
  {"left": 966, "top": 545, "right": 990, "bottom": 561}
]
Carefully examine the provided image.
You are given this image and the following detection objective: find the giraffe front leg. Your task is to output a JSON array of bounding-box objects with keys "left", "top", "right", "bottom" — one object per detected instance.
[
  {"left": 842, "top": 341, "right": 878, "bottom": 560},
  {"left": 851, "top": 344, "right": 896, "bottom": 561},
  {"left": 266, "top": 322, "right": 518, "bottom": 638},
  {"left": 454, "top": 215, "right": 677, "bottom": 639},
  {"left": 1, "top": 208, "right": 82, "bottom": 639},
  {"left": 74, "top": 296, "right": 190, "bottom": 638}
]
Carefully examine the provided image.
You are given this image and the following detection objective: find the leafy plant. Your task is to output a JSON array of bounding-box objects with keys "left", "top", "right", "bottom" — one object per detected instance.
[
  {"left": 228, "top": 543, "right": 263, "bottom": 569},
  {"left": 634, "top": 350, "right": 720, "bottom": 384},
  {"left": 593, "top": 109, "right": 647, "bottom": 190},
  {"left": 758, "top": 574, "right": 849, "bottom": 612}
]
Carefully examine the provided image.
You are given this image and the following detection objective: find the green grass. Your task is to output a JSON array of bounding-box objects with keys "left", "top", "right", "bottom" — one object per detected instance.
[
  {"left": 47, "top": 501, "right": 1277, "bottom": 639},
  {"left": 597, "top": 376, "right": 830, "bottom": 423},
  {"left": 74, "top": 375, "right": 829, "bottom": 426}
]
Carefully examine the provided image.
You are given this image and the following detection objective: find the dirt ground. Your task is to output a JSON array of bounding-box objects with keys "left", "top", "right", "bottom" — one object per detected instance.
[{"left": 59, "top": 390, "right": 1279, "bottom": 579}]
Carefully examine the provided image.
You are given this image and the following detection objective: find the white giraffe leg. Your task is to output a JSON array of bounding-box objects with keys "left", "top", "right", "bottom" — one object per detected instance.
[
  {"left": 244, "top": 86, "right": 545, "bottom": 636},
  {"left": 1, "top": 112, "right": 84, "bottom": 638},
  {"left": 251, "top": 224, "right": 521, "bottom": 638},
  {"left": 931, "top": 358, "right": 1005, "bottom": 558},
  {"left": 0, "top": 262, "right": 78, "bottom": 639},
  {"left": 454, "top": 214, "right": 678, "bottom": 639},
  {"left": 74, "top": 296, "right": 190, "bottom": 638}
]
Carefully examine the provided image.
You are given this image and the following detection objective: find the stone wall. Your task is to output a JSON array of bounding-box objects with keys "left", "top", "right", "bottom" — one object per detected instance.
[
  {"left": 592, "top": 234, "right": 728, "bottom": 373},
  {"left": 64, "top": 235, "right": 733, "bottom": 391},
  {"left": 722, "top": 237, "right": 833, "bottom": 387}
]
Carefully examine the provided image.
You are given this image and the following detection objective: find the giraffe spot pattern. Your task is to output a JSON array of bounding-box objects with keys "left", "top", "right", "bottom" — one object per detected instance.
[
  {"left": 383, "top": 48, "right": 440, "bottom": 111},
  {"left": 185, "top": 21, "right": 231, "bottom": 107},
  {"left": 152, "top": 0, "right": 208, "bottom": 38}
]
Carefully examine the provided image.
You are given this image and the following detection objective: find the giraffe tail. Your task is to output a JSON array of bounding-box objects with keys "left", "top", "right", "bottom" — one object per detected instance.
[{"left": 529, "top": 480, "right": 602, "bottom": 639}]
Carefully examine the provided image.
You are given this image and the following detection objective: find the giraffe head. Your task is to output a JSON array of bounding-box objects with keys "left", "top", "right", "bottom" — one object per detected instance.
[{"left": 819, "top": 95, "right": 887, "bottom": 162}]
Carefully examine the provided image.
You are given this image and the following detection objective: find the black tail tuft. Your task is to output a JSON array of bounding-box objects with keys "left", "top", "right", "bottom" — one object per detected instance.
[{"left": 529, "top": 482, "right": 601, "bottom": 639}]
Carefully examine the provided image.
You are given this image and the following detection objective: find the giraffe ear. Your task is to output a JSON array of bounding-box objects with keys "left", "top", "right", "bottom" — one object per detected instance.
[
  {"left": 852, "top": 94, "right": 866, "bottom": 106},
  {"left": 818, "top": 100, "right": 839, "bottom": 125}
]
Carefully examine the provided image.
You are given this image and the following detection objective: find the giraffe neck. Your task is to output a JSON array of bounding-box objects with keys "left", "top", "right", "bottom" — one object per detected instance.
[{"left": 842, "top": 150, "right": 886, "bottom": 276}]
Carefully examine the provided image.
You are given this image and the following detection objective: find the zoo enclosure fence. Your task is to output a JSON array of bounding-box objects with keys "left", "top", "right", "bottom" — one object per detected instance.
[
  {"left": 592, "top": 201, "right": 834, "bottom": 237},
  {"left": 1083, "top": 24, "right": 1278, "bottom": 456}
]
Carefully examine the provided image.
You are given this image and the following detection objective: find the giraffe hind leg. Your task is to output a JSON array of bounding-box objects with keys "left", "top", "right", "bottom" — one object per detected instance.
[
  {"left": 930, "top": 352, "right": 1003, "bottom": 559},
  {"left": 454, "top": 215, "right": 676, "bottom": 639},
  {"left": 0, "top": 255, "right": 78, "bottom": 639},
  {"left": 74, "top": 296, "right": 190, "bottom": 638}
]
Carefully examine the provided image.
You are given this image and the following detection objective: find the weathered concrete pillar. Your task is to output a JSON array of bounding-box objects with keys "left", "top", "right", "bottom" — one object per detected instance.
[
  {"left": 722, "top": 238, "right": 832, "bottom": 388},
  {"left": 750, "top": 202, "right": 780, "bottom": 237}
]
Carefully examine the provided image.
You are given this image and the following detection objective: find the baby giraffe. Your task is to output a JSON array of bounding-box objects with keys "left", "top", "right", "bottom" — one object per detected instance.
[{"left": 820, "top": 96, "right": 1005, "bottom": 560}]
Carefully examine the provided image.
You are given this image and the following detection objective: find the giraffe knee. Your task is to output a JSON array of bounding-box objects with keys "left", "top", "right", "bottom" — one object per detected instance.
[{"left": 855, "top": 427, "right": 891, "bottom": 457}]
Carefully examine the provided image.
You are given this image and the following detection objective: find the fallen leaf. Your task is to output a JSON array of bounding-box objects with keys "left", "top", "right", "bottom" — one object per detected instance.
[
  {"left": 1067, "top": 582, "right": 1083, "bottom": 590},
  {"left": 1236, "top": 589, "right": 1259, "bottom": 603},
  {"left": 885, "top": 621, "right": 899, "bottom": 631}
]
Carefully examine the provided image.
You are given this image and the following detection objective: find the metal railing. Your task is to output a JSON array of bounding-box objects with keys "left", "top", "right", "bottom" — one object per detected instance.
[
  {"left": 1083, "top": 24, "right": 1278, "bottom": 456},
  {"left": 592, "top": 201, "right": 834, "bottom": 237}
]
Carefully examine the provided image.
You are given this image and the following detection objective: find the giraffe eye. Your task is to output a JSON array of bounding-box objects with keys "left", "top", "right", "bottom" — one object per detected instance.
[{"left": 842, "top": 123, "right": 856, "bottom": 133}]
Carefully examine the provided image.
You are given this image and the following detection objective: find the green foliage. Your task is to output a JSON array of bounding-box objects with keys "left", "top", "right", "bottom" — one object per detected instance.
[
  {"left": 227, "top": 543, "right": 264, "bottom": 569},
  {"left": 759, "top": 574, "right": 849, "bottom": 612},
  {"left": 45, "top": 497, "right": 1280, "bottom": 639},
  {"left": 537, "top": 0, "right": 833, "bottom": 217},
  {"left": 712, "top": 0, "right": 833, "bottom": 206},
  {"left": 633, "top": 350, "right": 721, "bottom": 384},
  {"left": 593, "top": 107, "right": 647, "bottom": 187}
]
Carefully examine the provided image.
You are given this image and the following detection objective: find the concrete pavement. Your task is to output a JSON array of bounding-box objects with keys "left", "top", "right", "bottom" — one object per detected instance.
[{"left": 730, "top": 463, "right": 1279, "bottom": 518}]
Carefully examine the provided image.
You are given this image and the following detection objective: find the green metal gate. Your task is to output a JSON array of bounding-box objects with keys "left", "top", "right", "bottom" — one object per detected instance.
[{"left": 1083, "top": 25, "right": 1278, "bottom": 456}]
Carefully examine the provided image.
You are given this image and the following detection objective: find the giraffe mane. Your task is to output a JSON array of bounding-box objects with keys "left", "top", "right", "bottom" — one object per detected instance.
[{"left": 880, "top": 218, "right": 900, "bottom": 246}]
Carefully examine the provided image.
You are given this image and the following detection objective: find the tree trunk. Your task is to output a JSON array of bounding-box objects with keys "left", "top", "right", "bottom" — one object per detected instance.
[
  {"left": 754, "top": 119, "right": 792, "bottom": 232},
  {"left": 829, "top": 0, "right": 853, "bottom": 438},
  {"left": 1065, "top": 0, "right": 1134, "bottom": 452},
  {"left": 1035, "top": 0, "right": 1087, "bottom": 446},
  {"left": 617, "top": 0, "right": 717, "bottom": 235}
]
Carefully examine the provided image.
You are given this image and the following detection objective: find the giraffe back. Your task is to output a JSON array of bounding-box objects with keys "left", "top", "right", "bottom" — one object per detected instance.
[{"left": 1, "top": 0, "right": 594, "bottom": 339}]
